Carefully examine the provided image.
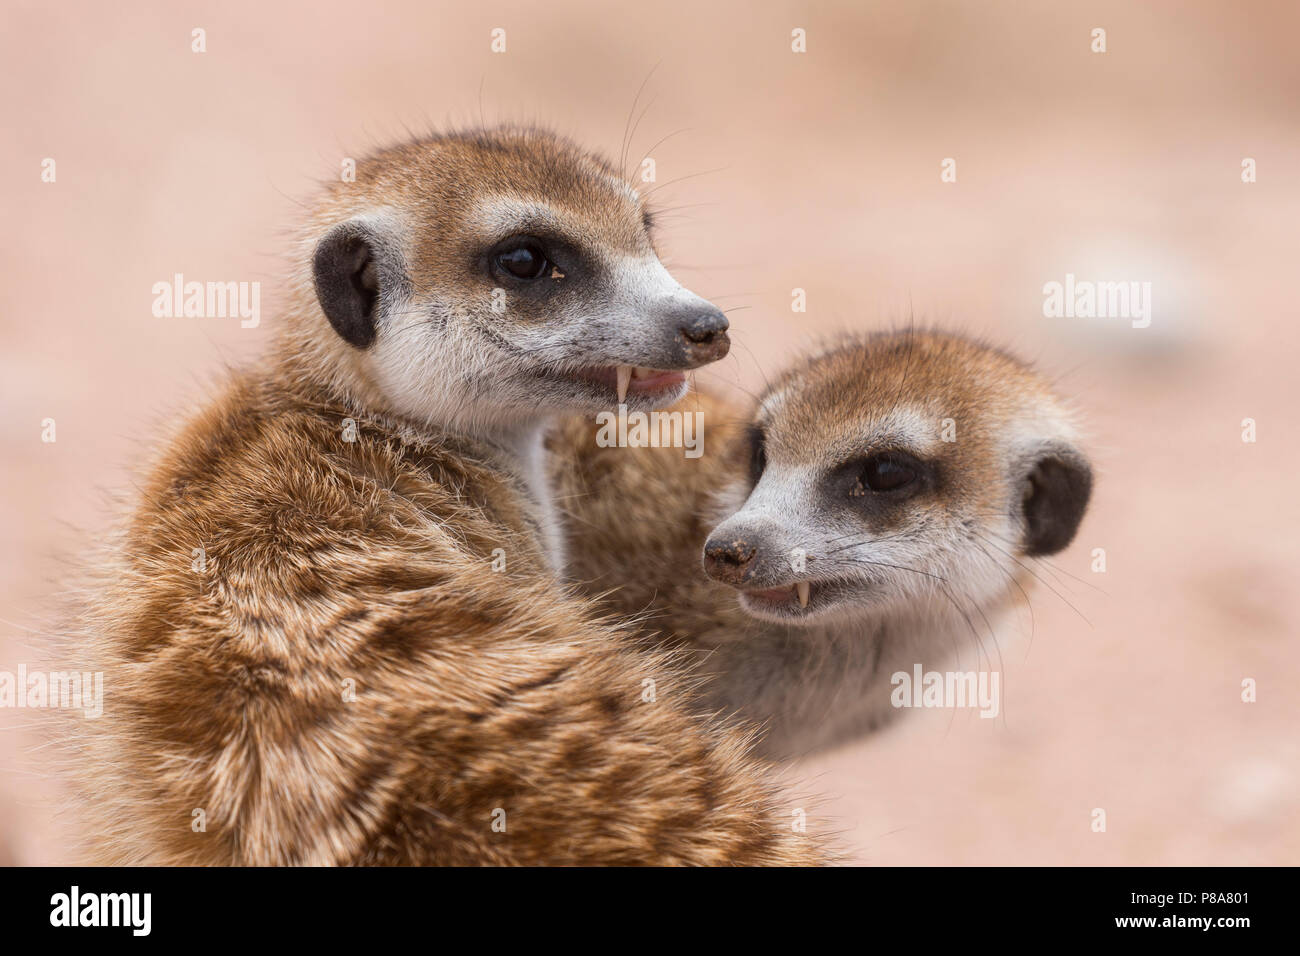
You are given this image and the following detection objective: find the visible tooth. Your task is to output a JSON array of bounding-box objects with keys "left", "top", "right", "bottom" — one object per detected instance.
[
  {"left": 616, "top": 365, "right": 632, "bottom": 403},
  {"left": 796, "top": 581, "right": 810, "bottom": 608}
]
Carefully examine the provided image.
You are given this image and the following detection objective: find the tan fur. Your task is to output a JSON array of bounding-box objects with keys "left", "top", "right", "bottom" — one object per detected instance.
[
  {"left": 57, "top": 129, "right": 826, "bottom": 866},
  {"left": 549, "top": 387, "right": 750, "bottom": 641}
]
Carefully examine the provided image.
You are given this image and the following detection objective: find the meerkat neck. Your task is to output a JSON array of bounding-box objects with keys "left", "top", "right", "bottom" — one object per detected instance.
[
  {"left": 271, "top": 345, "right": 568, "bottom": 577},
  {"left": 475, "top": 419, "right": 567, "bottom": 579},
  {"left": 706, "top": 604, "right": 1002, "bottom": 758}
]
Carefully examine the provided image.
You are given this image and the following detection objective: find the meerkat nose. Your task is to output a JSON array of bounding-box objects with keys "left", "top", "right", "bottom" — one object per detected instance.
[
  {"left": 679, "top": 306, "right": 728, "bottom": 343},
  {"left": 796, "top": 581, "right": 810, "bottom": 608},
  {"left": 616, "top": 366, "right": 632, "bottom": 402},
  {"left": 676, "top": 305, "right": 730, "bottom": 362},
  {"left": 702, "top": 537, "right": 759, "bottom": 583}
]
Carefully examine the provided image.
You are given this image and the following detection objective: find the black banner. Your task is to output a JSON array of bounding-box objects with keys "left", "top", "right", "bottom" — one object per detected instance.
[{"left": 0, "top": 866, "right": 1279, "bottom": 943}]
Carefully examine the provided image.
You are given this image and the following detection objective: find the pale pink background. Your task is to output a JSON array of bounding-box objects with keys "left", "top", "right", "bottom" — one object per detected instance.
[{"left": 2, "top": 1, "right": 1296, "bottom": 865}]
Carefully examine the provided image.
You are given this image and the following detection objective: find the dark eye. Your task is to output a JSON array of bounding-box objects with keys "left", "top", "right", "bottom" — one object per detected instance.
[
  {"left": 858, "top": 454, "right": 919, "bottom": 494},
  {"left": 494, "top": 240, "right": 549, "bottom": 280}
]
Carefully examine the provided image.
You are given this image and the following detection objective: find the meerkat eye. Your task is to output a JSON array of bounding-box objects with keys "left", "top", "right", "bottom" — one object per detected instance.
[
  {"left": 493, "top": 239, "right": 550, "bottom": 281},
  {"left": 858, "top": 453, "right": 919, "bottom": 494}
]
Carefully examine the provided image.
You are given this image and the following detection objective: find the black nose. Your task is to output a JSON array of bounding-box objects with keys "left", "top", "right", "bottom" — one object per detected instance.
[
  {"left": 677, "top": 306, "right": 730, "bottom": 363},
  {"left": 702, "top": 536, "right": 757, "bottom": 585}
]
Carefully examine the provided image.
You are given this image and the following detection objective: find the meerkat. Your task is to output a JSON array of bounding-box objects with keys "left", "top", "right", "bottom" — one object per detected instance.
[
  {"left": 60, "top": 127, "right": 828, "bottom": 865},
  {"left": 550, "top": 330, "right": 1093, "bottom": 758}
]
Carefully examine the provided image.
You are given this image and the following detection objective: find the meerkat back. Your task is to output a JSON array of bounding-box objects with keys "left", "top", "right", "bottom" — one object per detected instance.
[{"left": 58, "top": 129, "right": 826, "bottom": 866}]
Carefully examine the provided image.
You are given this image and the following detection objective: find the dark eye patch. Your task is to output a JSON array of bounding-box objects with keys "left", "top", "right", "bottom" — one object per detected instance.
[
  {"left": 834, "top": 449, "right": 932, "bottom": 505},
  {"left": 482, "top": 232, "right": 588, "bottom": 292},
  {"left": 860, "top": 453, "right": 918, "bottom": 493}
]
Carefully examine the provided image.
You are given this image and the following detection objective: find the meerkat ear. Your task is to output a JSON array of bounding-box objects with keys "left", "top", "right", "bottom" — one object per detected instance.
[
  {"left": 312, "top": 221, "right": 389, "bottom": 349},
  {"left": 1019, "top": 447, "right": 1092, "bottom": 556}
]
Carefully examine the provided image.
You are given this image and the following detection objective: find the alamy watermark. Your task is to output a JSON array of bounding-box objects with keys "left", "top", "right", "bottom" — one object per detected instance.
[
  {"left": 1042, "top": 273, "right": 1151, "bottom": 328},
  {"left": 152, "top": 274, "right": 260, "bottom": 328},
  {"left": 890, "top": 664, "right": 1000, "bottom": 718},
  {"left": 595, "top": 405, "right": 703, "bottom": 459},
  {"left": 50, "top": 886, "right": 150, "bottom": 936},
  {"left": 0, "top": 665, "right": 103, "bottom": 718}
]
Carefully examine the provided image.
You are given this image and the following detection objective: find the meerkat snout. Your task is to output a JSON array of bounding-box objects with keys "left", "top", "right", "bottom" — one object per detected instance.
[
  {"left": 298, "top": 128, "right": 731, "bottom": 431},
  {"left": 703, "top": 332, "right": 1093, "bottom": 625},
  {"left": 702, "top": 493, "right": 824, "bottom": 615},
  {"left": 702, "top": 525, "right": 819, "bottom": 609}
]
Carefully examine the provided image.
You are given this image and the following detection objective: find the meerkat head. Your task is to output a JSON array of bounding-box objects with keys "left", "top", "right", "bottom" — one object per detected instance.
[
  {"left": 299, "top": 127, "right": 728, "bottom": 431},
  {"left": 701, "top": 331, "right": 1092, "bottom": 626}
]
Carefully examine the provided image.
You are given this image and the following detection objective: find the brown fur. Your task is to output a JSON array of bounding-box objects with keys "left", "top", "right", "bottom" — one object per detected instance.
[
  {"left": 549, "top": 386, "right": 751, "bottom": 644},
  {"left": 58, "top": 130, "right": 826, "bottom": 866}
]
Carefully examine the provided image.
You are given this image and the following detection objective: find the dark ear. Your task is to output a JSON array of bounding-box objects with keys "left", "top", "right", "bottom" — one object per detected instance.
[
  {"left": 312, "top": 222, "right": 385, "bottom": 349},
  {"left": 1020, "top": 448, "right": 1092, "bottom": 556}
]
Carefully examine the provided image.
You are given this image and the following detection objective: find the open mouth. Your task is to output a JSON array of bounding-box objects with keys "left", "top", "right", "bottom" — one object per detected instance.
[
  {"left": 737, "top": 579, "right": 849, "bottom": 618},
  {"left": 545, "top": 365, "right": 687, "bottom": 402}
]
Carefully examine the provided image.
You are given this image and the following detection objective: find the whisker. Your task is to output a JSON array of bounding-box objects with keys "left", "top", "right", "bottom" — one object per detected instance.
[{"left": 973, "top": 531, "right": 1093, "bottom": 627}]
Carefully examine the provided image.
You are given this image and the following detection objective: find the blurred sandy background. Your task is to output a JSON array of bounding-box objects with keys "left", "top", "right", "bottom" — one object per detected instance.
[{"left": 2, "top": 0, "right": 1297, "bottom": 865}]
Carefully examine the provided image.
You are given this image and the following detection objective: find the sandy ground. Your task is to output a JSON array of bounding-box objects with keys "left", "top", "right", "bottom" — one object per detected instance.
[{"left": 1, "top": 0, "right": 1297, "bottom": 864}]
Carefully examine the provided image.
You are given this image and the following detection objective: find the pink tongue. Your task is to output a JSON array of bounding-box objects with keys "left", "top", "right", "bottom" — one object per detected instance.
[{"left": 629, "top": 370, "right": 686, "bottom": 390}]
